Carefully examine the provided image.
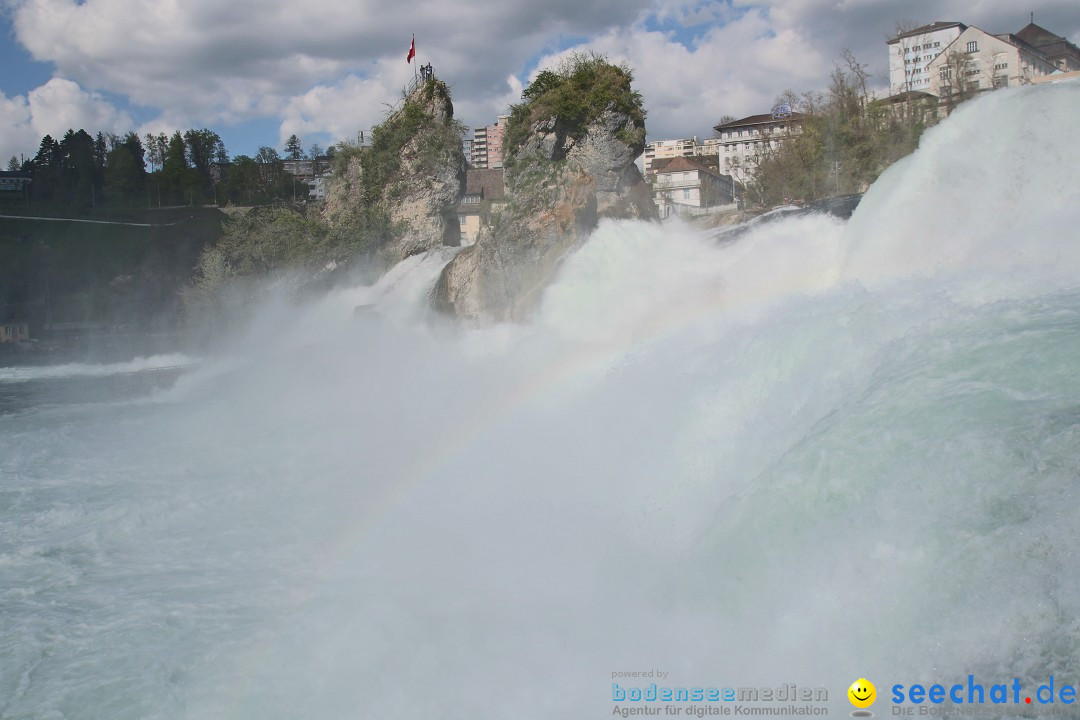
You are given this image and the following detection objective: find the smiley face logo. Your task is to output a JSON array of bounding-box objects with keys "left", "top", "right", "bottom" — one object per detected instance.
[{"left": 848, "top": 678, "right": 876, "bottom": 709}]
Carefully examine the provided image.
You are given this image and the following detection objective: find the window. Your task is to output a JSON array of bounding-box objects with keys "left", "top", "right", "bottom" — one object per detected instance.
[
  {"left": 683, "top": 189, "right": 690, "bottom": 200},
  {"left": 967, "top": 41, "right": 978, "bottom": 53},
  {"left": 934, "top": 42, "right": 940, "bottom": 48},
  {"left": 913, "top": 45, "right": 921, "bottom": 51},
  {"left": 458, "top": 215, "right": 466, "bottom": 225},
  {"left": 939, "top": 67, "right": 952, "bottom": 80},
  {"left": 995, "top": 62, "right": 1008, "bottom": 70}
]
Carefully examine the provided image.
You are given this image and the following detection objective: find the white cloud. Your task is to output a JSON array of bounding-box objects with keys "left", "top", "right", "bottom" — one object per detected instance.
[
  {"left": 2, "top": 0, "right": 1078, "bottom": 156},
  {"left": 9, "top": 0, "right": 651, "bottom": 135},
  {"left": 0, "top": 78, "right": 131, "bottom": 161},
  {"left": 0, "top": 92, "right": 34, "bottom": 164},
  {"left": 528, "top": 7, "right": 828, "bottom": 140}
]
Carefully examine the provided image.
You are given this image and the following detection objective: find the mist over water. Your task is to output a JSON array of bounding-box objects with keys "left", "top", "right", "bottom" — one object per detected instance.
[{"left": 2, "top": 81, "right": 1080, "bottom": 719}]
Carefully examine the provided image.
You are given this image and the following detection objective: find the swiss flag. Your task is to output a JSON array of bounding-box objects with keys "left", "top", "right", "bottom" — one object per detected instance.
[{"left": 407, "top": 35, "right": 415, "bottom": 63}]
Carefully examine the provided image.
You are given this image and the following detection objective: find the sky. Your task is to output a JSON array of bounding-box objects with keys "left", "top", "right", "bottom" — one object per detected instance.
[{"left": 1, "top": 0, "right": 1078, "bottom": 165}]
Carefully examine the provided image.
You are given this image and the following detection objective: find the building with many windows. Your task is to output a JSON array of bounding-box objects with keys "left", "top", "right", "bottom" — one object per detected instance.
[
  {"left": 927, "top": 26, "right": 1058, "bottom": 97},
  {"left": 642, "top": 138, "right": 698, "bottom": 177},
  {"left": 471, "top": 115, "right": 509, "bottom": 169},
  {"left": 650, "top": 156, "right": 736, "bottom": 219},
  {"left": 887, "top": 22, "right": 967, "bottom": 95},
  {"left": 712, "top": 111, "right": 805, "bottom": 184}
]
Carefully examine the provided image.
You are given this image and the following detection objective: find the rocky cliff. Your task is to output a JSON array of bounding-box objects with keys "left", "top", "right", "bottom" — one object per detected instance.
[
  {"left": 323, "top": 78, "right": 466, "bottom": 268},
  {"left": 432, "top": 56, "right": 655, "bottom": 321}
]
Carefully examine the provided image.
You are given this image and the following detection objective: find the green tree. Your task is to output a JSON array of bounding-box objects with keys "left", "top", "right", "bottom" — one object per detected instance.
[
  {"left": 144, "top": 133, "right": 162, "bottom": 172},
  {"left": 161, "top": 131, "right": 193, "bottom": 204},
  {"left": 32, "top": 135, "right": 62, "bottom": 203},
  {"left": 60, "top": 128, "right": 97, "bottom": 208},
  {"left": 184, "top": 128, "right": 225, "bottom": 198},
  {"left": 223, "top": 154, "right": 260, "bottom": 204},
  {"left": 285, "top": 134, "right": 303, "bottom": 160},
  {"left": 6, "top": 156, "right": 19, "bottom": 172},
  {"left": 255, "top": 146, "right": 286, "bottom": 197},
  {"left": 505, "top": 53, "right": 645, "bottom": 158},
  {"left": 104, "top": 131, "right": 148, "bottom": 205}
]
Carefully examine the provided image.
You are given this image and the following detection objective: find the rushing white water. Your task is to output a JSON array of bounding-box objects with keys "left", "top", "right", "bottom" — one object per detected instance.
[
  {"left": 2, "top": 80, "right": 1079, "bottom": 720},
  {"left": 0, "top": 354, "right": 196, "bottom": 384}
]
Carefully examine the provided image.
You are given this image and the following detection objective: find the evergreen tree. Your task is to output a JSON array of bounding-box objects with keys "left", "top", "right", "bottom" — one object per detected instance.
[
  {"left": 285, "top": 134, "right": 303, "bottom": 160},
  {"left": 104, "top": 131, "right": 147, "bottom": 205},
  {"left": 162, "top": 131, "right": 190, "bottom": 204},
  {"left": 94, "top": 132, "right": 108, "bottom": 197},
  {"left": 60, "top": 129, "right": 97, "bottom": 207},
  {"left": 6, "top": 156, "right": 19, "bottom": 172},
  {"left": 32, "top": 135, "right": 62, "bottom": 202}
]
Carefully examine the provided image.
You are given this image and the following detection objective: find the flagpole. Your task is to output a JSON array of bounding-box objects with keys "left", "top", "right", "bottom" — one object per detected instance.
[{"left": 413, "top": 34, "right": 418, "bottom": 81}]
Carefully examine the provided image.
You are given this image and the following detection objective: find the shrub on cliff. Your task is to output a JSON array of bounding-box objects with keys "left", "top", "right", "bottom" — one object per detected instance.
[
  {"left": 504, "top": 53, "right": 645, "bottom": 158},
  {"left": 192, "top": 206, "right": 330, "bottom": 297}
]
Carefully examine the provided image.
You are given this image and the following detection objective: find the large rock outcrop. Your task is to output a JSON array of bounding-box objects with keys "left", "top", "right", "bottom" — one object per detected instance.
[
  {"left": 432, "top": 58, "right": 655, "bottom": 321},
  {"left": 323, "top": 79, "right": 466, "bottom": 268}
]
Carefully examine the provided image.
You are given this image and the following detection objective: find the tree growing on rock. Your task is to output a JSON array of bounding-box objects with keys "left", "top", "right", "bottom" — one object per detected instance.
[{"left": 433, "top": 53, "right": 655, "bottom": 322}]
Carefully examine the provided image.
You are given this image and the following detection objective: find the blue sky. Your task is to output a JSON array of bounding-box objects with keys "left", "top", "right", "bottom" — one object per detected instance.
[{"left": 1, "top": 0, "right": 1078, "bottom": 165}]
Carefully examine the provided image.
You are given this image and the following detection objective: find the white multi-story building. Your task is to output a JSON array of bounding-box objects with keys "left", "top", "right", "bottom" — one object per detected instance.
[
  {"left": 927, "top": 27, "right": 1058, "bottom": 97},
  {"left": 713, "top": 111, "right": 804, "bottom": 184},
  {"left": 642, "top": 137, "right": 697, "bottom": 177},
  {"left": 651, "top": 156, "right": 735, "bottom": 219},
  {"left": 887, "top": 22, "right": 967, "bottom": 95}
]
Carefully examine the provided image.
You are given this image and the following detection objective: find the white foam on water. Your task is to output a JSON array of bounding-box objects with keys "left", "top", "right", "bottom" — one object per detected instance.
[{"left": 1, "top": 81, "right": 1079, "bottom": 720}]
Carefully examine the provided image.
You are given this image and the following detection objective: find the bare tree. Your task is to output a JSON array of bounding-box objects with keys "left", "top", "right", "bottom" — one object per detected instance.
[{"left": 939, "top": 49, "right": 978, "bottom": 114}]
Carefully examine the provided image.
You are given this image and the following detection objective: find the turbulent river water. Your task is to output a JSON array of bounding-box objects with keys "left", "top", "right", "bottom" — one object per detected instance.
[{"left": 2, "top": 81, "right": 1079, "bottom": 719}]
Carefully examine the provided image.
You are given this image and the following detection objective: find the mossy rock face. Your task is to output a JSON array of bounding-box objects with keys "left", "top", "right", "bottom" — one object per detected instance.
[
  {"left": 189, "top": 79, "right": 467, "bottom": 320},
  {"left": 433, "top": 55, "right": 656, "bottom": 322},
  {"left": 324, "top": 78, "right": 467, "bottom": 268}
]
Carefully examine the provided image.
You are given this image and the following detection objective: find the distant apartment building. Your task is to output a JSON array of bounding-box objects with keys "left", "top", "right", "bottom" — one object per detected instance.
[
  {"left": 713, "top": 110, "right": 805, "bottom": 184},
  {"left": 650, "top": 156, "right": 736, "bottom": 219},
  {"left": 927, "top": 26, "right": 1057, "bottom": 97},
  {"left": 471, "top": 115, "right": 509, "bottom": 169},
  {"left": 281, "top": 156, "right": 331, "bottom": 201},
  {"left": 642, "top": 138, "right": 697, "bottom": 177},
  {"left": 887, "top": 22, "right": 967, "bottom": 95}
]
